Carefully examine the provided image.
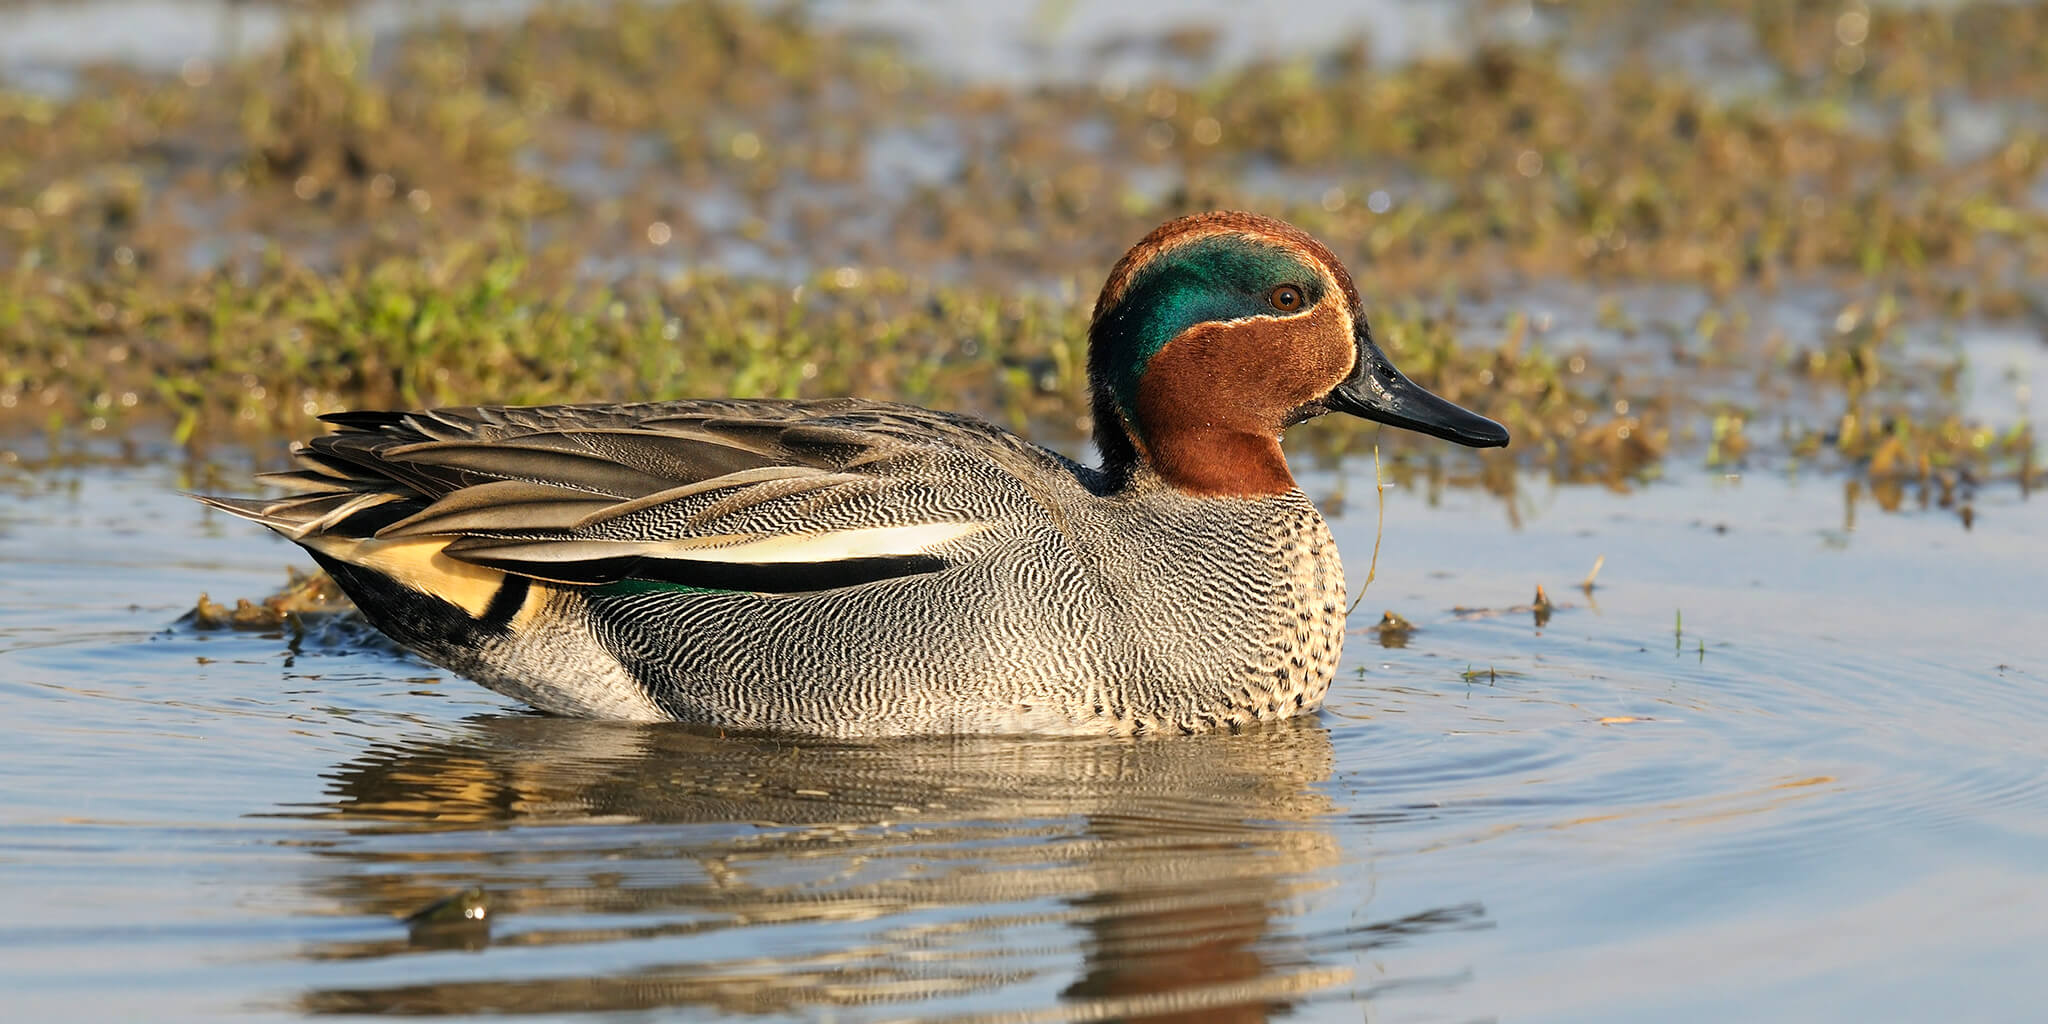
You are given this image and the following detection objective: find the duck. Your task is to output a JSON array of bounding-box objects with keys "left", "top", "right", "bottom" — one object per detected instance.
[{"left": 199, "top": 211, "right": 1509, "bottom": 736}]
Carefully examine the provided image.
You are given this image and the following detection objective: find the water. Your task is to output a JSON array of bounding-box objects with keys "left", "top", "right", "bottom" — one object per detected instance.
[
  {"left": 3, "top": 453, "right": 2043, "bottom": 1022},
  {"left": 0, "top": 0, "right": 1461, "bottom": 91}
]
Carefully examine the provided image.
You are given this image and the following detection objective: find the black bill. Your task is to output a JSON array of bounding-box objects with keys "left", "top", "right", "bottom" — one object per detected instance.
[{"left": 1324, "top": 332, "right": 1511, "bottom": 448}]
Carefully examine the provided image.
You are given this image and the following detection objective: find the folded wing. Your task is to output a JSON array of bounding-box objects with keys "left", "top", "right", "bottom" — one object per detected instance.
[{"left": 199, "top": 400, "right": 1068, "bottom": 595}]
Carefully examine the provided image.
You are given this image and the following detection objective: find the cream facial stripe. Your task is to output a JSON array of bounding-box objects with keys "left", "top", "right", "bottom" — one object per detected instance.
[{"left": 1144, "top": 280, "right": 1360, "bottom": 389}]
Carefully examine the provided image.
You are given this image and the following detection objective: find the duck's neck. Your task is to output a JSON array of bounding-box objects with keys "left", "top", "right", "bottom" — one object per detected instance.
[
  {"left": 1089, "top": 384, "right": 1142, "bottom": 489},
  {"left": 1089, "top": 383, "right": 1299, "bottom": 501},
  {"left": 1152, "top": 429, "right": 1297, "bottom": 497},
  {"left": 1092, "top": 412, "right": 1296, "bottom": 500}
]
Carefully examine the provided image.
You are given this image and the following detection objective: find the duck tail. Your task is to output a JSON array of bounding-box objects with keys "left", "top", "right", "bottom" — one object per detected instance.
[
  {"left": 188, "top": 489, "right": 408, "bottom": 541},
  {"left": 190, "top": 436, "right": 426, "bottom": 540}
]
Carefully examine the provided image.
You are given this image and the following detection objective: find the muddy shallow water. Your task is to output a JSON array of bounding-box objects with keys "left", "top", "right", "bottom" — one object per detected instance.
[{"left": 3, "top": 453, "right": 2042, "bottom": 1022}]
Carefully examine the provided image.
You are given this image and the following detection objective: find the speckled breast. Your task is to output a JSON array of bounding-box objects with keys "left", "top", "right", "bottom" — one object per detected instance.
[{"left": 1235, "top": 497, "right": 1347, "bottom": 724}]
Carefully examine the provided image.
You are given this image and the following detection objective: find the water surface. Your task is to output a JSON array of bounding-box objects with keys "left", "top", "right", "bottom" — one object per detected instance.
[{"left": 3, "top": 455, "right": 2042, "bottom": 1022}]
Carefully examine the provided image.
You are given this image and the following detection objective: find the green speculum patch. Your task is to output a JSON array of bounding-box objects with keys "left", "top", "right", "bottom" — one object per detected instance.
[
  {"left": 1096, "top": 239, "right": 1326, "bottom": 431},
  {"left": 592, "top": 579, "right": 731, "bottom": 598}
]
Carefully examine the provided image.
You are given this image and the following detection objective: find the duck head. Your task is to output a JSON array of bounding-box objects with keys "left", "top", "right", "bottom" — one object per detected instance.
[{"left": 1088, "top": 211, "right": 1510, "bottom": 496}]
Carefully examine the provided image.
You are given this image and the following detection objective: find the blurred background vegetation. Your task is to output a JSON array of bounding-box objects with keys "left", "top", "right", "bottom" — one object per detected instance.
[{"left": 0, "top": 0, "right": 2041, "bottom": 501}]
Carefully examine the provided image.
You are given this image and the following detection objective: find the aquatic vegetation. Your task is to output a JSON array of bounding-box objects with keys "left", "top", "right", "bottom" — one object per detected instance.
[
  {"left": 0, "top": 0, "right": 2037, "bottom": 491},
  {"left": 1370, "top": 610, "right": 1417, "bottom": 648},
  {"left": 183, "top": 565, "right": 348, "bottom": 630}
]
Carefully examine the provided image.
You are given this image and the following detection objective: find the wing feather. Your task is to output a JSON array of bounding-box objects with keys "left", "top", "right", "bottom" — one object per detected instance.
[
  {"left": 374, "top": 480, "right": 622, "bottom": 538},
  {"left": 203, "top": 398, "right": 1087, "bottom": 596},
  {"left": 570, "top": 466, "right": 842, "bottom": 531}
]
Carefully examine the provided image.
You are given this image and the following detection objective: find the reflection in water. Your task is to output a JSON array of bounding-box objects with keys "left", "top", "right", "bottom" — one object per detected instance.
[{"left": 283, "top": 716, "right": 1485, "bottom": 1018}]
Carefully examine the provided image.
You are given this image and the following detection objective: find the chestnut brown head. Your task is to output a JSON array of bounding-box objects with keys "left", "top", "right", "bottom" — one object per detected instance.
[{"left": 1089, "top": 211, "right": 1508, "bottom": 496}]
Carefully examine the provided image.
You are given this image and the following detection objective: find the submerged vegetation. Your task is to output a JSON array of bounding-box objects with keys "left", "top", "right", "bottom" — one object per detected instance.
[{"left": 0, "top": 0, "right": 2039, "bottom": 495}]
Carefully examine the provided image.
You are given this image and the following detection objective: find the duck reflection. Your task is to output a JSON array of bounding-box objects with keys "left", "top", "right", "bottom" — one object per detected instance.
[{"left": 289, "top": 716, "right": 1482, "bottom": 1019}]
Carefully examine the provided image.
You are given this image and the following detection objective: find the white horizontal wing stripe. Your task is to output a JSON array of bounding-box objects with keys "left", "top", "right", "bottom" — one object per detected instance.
[
  {"left": 451, "top": 522, "right": 989, "bottom": 567},
  {"left": 648, "top": 522, "right": 989, "bottom": 563}
]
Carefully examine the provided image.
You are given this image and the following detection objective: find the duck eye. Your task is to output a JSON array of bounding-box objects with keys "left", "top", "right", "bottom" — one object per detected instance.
[{"left": 1268, "top": 285, "right": 1305, "bottom": 312}]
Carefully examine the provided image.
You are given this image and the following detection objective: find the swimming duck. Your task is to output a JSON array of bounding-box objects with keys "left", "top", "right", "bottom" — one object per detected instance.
[{"left": 200, "top": 211, "right": 1508, "bottom": 736}]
